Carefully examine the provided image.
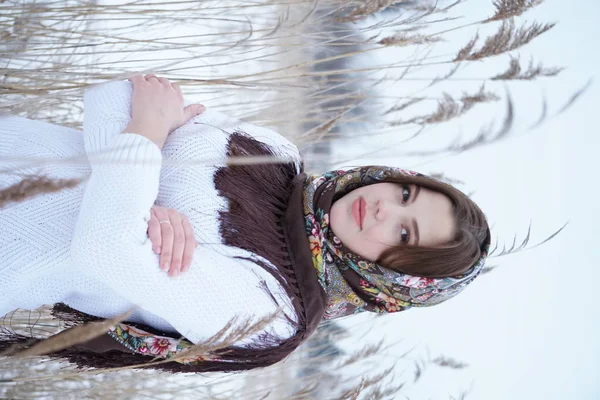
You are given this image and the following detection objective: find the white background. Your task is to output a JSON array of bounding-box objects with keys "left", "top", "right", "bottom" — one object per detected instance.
[{"left": 332, "top": 1, "right": 599, "bottom": 399}]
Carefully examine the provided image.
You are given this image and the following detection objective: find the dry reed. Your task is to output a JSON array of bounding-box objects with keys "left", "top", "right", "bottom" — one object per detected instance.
[
  {"left": 2, "top": 309, "right": 134, "bottom": 358},
  {"left": 491, "top": 55, "right": 564, "bottom": 80},
  {"left": 334, "top": 1, "right": 415, "bottom": 23},
  {"left": 377, "top": 31, "right": 443, "bottom": 46},
  {"left": 0, "top": 175, "right": 82, "bottom": 209},
  {"left": 484, "top": 0, "right": 544, "bottom": 23},
  {"left": 396, "top": 85, "right": 500, "bottom": 125},
  {"left": 454, "top": 19, "right": 556, "bottom": 62}
]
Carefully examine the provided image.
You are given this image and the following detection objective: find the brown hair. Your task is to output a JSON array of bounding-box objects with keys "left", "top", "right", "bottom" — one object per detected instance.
[{"left": 377, "top": 174, "right": 489, "bottom": 279}]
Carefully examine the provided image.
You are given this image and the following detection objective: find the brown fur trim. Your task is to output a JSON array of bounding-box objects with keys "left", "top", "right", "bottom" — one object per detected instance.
[{"left": 214, "top": 131, "right": 306, "bottom": 330}]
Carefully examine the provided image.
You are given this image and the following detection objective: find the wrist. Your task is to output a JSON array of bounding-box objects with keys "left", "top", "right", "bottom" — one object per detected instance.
[{"left": 122, "top": 122, "right": 166, "bottom": 149}]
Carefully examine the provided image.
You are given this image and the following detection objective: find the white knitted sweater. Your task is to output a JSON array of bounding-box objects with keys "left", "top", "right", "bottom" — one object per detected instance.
[{"left": 0, "top": 80, "right": 301, "bottom": 345}]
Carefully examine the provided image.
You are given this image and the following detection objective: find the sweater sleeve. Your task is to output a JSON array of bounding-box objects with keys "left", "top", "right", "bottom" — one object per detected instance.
[
  {"left": 83, "top": 79, "right": 302, "bottom": 172},
  {"left": 82, "top": 80, "right": 135, "bottom": 157}
]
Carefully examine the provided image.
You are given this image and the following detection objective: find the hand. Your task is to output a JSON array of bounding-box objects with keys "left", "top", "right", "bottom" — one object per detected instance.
[
  {"left": 124, "top": 73, "right": 205, "bottom": 149},
  {"left": 146, "top": 205, "right": 198, "bottom": 277}
]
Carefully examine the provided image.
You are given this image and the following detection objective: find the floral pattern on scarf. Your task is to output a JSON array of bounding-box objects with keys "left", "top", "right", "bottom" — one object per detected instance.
[
  {"left": 302, "top": 166, "right": 490, "bottom": 320},
  {"left": 108, "top": 323, "right": 217, "bottom": 364}
]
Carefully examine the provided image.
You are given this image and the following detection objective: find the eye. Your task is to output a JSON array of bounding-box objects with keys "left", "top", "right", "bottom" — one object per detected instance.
[
  {"left": 400, "top": 225, "right": 410, "bottom": 245},
  {"left": 401, "top": 185, "right": 411, "bottom": 204}
]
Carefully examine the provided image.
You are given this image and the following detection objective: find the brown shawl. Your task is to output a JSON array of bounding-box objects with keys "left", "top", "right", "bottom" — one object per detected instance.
[{"left": 0, "top": 132, "right": 326, "bottom": 373}]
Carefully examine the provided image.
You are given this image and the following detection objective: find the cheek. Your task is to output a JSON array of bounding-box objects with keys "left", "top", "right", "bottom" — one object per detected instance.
[
  {"left": 329, "top": 203, "right": 345, "bottom": 233},
  {"left": 366, "top": 225, "right": 397, "bottom": 249},
  {"left": 350, "top": 228, "right": 394, "bottom": 262},
  {"left": 367, "top": 223, "right": 396, "bottom": 243}
]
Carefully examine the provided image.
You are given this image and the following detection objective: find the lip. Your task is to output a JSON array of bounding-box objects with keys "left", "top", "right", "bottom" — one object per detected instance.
[{"left": 352, "top": 197, "right": 367, "bottom": 229}]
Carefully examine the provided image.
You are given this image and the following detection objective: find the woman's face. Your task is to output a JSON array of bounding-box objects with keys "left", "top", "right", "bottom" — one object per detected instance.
[{"left": 329, "top": 183, "right": 456, "bottom": 262}]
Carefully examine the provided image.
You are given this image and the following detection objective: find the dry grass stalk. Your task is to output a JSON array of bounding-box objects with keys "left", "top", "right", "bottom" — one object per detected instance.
[
  {"left": 432, "top": 355, "right": 469, "bottom": 369},
  {"left": 0, "top": 175, "right": 82, "bottom": 209},
  {"left": 3, "top": 309, "right": 134, "bottom": 358},
  {"left": 383, "top": 97, "right": 424, "bottom": 115},
  {"left": 334, "top": 1, "right": 412, "bottom": 23},
  {"left": 529, "top": 94, "right": 548, "bottom": 129},
  {"left": 382, "top": 94, "right": 516, "bottom": 159},
  {"left": 168, "top": 310, "right": 280, "bottom": 362},
  {"left": 337, "top": 340, "right": 384, "bottom": 368},
  {"left": 377, "top": 32, "right": 442, "bottom": 46},
  {"left": 428, "top": 63, "right": 461, "bottom": 88},
  {"left": 454, "top": 33, "right": 480, "bottom": 62},
  {"left": 484, "top": 0, "right": 545, "bottom": 23},
  {"left": 556, "top": 78, "right": 593, "bottom": 115},
  {"left": 454, "top": 19, "right": 555, "bottom": 62},
  {"left": 334, "top": 366, "right": 394, "bottom": 400},
  {"left": 489, "top": 221, "right": 569, "bottom": 258},
  {"left": 443, "top": 93, "right": 513, "bottom": 155},
  {"left": 300, "top": 103, "right": 359, "bottom": 143},
  {"left": 405, "top": 0, "right": 464, "bottom": 14},
  {"left": 358, "top": 368, "right": 398, "bottom": 399},
  {"left": 288, "top": 382, "right": 320, "bottom": 399},
  {"left": 306, "top": 111, "right": 347, "bottom": 140},
  {"left": 225, "top": 153, "right": 299, "bottom": 166},
  {"left": 491, "top": 56, "right": 563, "bottom": 80},
  {"left": 365, "top": 381, "right": 407, "bottom": 400},
  {"left": 398, "top": 85, "right": 499, "bottom": 125}
]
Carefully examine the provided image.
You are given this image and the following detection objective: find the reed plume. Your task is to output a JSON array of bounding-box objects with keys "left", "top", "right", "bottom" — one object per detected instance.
[
  {"left": 398, "top": 85, "right": 499, "bottom": 125},
  {"left": 484, "top": 0, "right": 545, "bottom": 23},
  {"left": 491, "top": 56, "right": 563, "bottom": 80},
  {"left": 377, "top": 32, "right": 442, "bottom": 46},
  {"left": 454, "top": 19, "right": 555, "bottom": 62},
  {"left": 432, "top": 355, "right": 469, "bottom": 369},
  {"left": 0, "top": 175, "right": 82, "bottom": 209},
  {"left": 334, "top": 0, "right": 411, "bottom": 23}
]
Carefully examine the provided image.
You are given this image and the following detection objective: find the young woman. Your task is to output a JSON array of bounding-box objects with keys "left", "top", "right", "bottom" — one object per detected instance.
[{"left": 0, "top": 74, "right": 490, "bottom": 372}]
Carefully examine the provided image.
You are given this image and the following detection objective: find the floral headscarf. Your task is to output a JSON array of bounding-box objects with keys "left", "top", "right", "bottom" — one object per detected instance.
[{"left": 303, "top": 166, "right": 491, "bottom": 320}]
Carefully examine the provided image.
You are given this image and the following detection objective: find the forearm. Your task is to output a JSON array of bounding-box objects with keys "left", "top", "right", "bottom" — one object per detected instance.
[{"left": 72, "top": 134, "right": 163, "bottom": 280}]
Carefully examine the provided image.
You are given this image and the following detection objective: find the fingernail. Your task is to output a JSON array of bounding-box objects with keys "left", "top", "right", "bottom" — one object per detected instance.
[
  {"left": 162, "top": 262, "right": 168, "bottom": 271},
  {"left": 153, "top": 246, "right": 159, "bottom": 254}
]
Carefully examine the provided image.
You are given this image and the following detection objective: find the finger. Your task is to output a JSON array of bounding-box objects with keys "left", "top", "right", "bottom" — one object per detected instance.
[
  {"left": 159, "top": 220, "right": 174, "bottom": 272},
  {"left": 168, "top": 213, "right": 185, "bottom": 277},
  {"left": 151, "top": 207, "right": 170, "bottom": 251},
  {"left": 128, "top": 74, "right": 145, "bottom": 84},
  {"left": 158, "top": 77, "right": 170, "bottom": 86},
  {"left": 181, "top": 216, "right": 197, "bottom": 273},
  {"left": 172, "top": 82, "right": 183, "bottom": 98},
  {"left": 152, "top": 206, "right": 173, "bottom": 271},
  {"left": 183, "top": 104, "right": 205, "bottom": 122},
  {"left": 147, "top": 210, "right": 162, "bottom": 254}
]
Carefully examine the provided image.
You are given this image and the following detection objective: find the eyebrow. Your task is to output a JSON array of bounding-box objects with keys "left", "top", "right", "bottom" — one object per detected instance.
[{"left": 411, "top": 185, "right": 420, "bottom": 246}]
